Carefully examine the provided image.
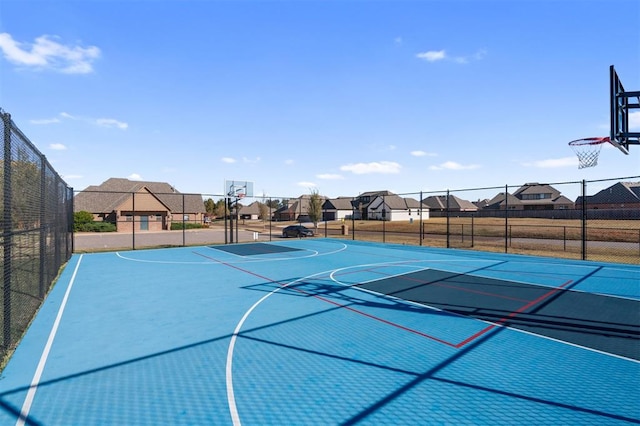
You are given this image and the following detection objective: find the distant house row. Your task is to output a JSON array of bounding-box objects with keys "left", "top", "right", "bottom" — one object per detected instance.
[
  {"left": 74, "top": 179, "right": 640, "bottom": 231},
  {"left": 272, "top": 182, "right": 640, "bottom": 221}
]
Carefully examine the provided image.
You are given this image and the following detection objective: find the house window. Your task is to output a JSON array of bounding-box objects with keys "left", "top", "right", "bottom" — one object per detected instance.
[
  {"left": 125, "top": 214, "right": 133, "bottom": 221},
  {"left": 156, "top": 214, "right": 162, "bottom": 221},
  {"left": 522, "top": 193, "right": 551, "bottom": 200},
  {"left": 183, "top": 214, "right": 189, "bottom": 221}
]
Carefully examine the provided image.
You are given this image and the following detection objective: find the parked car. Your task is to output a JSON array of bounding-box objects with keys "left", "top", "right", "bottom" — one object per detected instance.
[{"left": 282, "top": 225, "right": 314, "bottom": 238}]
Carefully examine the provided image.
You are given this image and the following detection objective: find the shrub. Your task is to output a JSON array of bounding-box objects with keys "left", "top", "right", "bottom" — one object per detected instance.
[
  {"left": 170, "top": 222, "right": 204, "bottom": 230},
  {"left": 76, "top": 222, "right": 116, "bottom": 232}
]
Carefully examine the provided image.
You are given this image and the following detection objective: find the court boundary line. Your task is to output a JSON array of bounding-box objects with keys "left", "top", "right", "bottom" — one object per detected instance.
[
  {"left": 115, "top": 241, "right": 348, "bottom": 264},
  {"left": 15, "top": 254, "right": 83, "bottom": 426}
]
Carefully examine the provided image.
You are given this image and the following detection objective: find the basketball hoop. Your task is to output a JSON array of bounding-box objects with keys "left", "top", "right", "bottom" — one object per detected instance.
[{"left": 568, "top": 137, "right": 611, "bottom": 169}]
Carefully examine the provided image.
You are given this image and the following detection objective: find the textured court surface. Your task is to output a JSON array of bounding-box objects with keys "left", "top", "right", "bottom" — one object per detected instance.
[{"left": 1, "top": 239, "right": 638, "bottom": 425}]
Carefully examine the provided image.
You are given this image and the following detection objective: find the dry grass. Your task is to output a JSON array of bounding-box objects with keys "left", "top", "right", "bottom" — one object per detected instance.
[{"left": 240, "top": 217, "right": 640, "bottom": 264}]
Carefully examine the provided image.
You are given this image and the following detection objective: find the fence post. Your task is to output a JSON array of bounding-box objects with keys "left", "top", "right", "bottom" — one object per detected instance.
[
  {"left": 352, "top": 198, "right": 356, "bottom": 241},
  {"left": 419, "top": 191, "right": 423, "bottom": 246},
  {"left": 39, "top": 155, "right": 46, "bottom": 298},
  {"left": 504, "top": 185, "right": 509, "bottom": 253},
  {"left": 382, "top": 195, "right": 386, "bottom": 243},
  {"left": 446, "top": 190, "right": 450, "bottom": 248},
  {"left": 2, "top": 112, "right": 13, "bottom": 351},
  {"left": 471, "top": 215, "right": 475, "bottom": 247},
  {"left": 183, "top": 194, "right": 187, "bottom": 246},
  {"left": 581, "top": 180, "right": 587, "bottom": 260},
  {"left": 132, "top": 192, "right": 136, "bottom": 250}
]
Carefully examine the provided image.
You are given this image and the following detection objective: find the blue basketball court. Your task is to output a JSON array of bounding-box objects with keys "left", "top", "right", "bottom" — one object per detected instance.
[{"left": 1, "top": 239, "right": 638, "bottom": 425}]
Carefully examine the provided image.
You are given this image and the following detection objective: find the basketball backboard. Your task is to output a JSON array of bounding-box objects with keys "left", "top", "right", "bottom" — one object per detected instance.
[
  {"left": 224, "top": 180, "right": 254, "bottom": 198},
  {"left": 610, "top": 65, "right": 640, "bottom": 154}
]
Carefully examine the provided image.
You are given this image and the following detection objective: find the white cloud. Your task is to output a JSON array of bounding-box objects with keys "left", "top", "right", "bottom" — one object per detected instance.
[
  {"left": 45, "top": 112, "right": 127, "bottom": 129},
  {"left": 242, "top": 156, "right": 261, "bottom": 164},
  {"left": 128, "top": 173, "right": 142, "bottom": 180},
  {"left": 429, "top": 161, "right": 480, "bottom": 171},
  {"left": 316, "top": 173, "right": 344, "bottom": 180},
  {"left": 49, "top": 143, "right": 67, "bottom": 150},
  {"left": 60, "top": 112, "right": 76, "bottom": 120},
  {"left": 221, "top": 157, "right": 236, "bottom": 163},
  {"left": 416, "top": 50, "right": 446, "bottom": 62},
  {"left": 630, "top": 111, "right": 640, "bottom": 130},
  {"left": 521, "top": 157, "right": 577, "bottom": 168},
  {"left": 297, "top": 181, "right": 317, "bottom": 188},
  {"left": 30, "top": 118, "right": 60, "bottom": 125},
  {"left": 416, "top": 48, "right": 486, "bottom": 64},
  {"left": 340, "top": 161, "right": 401, "bottom": 174},
  {"left": 96, "top": 118, "right": 128, "bottom": 129},
  {"left": 284, "top": 159, "right": 294, "bottom": 165},
  {"left": 411, "top": 150, "right": 437, "bottom": 157},
  {"left": 0, "top": 32, "right": 100, "bottom": 74}
]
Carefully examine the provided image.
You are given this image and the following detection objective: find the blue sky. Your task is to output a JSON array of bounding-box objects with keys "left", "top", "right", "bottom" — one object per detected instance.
[{"left": 1, "top": 0, "right": 638, "bottom": 201}]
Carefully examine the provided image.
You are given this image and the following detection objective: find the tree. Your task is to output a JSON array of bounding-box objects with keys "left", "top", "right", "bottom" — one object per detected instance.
[
  {"left": 258, "top": 202, "right": 270, "bottom": 227},
  {"left": 204, "top": 198, "right": 215, "bottom": 216},
  {"left": 308, "top": 189, "right": 323, "bottom": 229},
  {"left": 214, "top": 198, "right": 228, "bottom": 218}
]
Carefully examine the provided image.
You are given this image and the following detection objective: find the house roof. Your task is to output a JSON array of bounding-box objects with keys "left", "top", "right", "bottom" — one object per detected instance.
[
  {"left": 485, "top": 192, "right": 522, "bottom": 208},
  {"left": 323, "top": 197, "right": 354, "bottom": 210},
  {"left": 369, "top": 194, "right": 421, "bottom": 210},
  {"left": 74, "top": 178, "right": 205, "bottom": 213},
  {"left": 422, "top": 195, "right": 478, "bottom": 211},
  {"left": 513, "top": 183, "right": 561, "bottom": 198},
  {"left": 238, "top": 201, "right": 274, "bottom": 216},
  {"left": 576, "top": 182, "right": 640, "bottom": 204}
]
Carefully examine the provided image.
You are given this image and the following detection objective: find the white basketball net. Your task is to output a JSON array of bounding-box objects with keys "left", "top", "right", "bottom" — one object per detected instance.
[{"left": 568, "top": 137, "right": 609, "bottom": 169}]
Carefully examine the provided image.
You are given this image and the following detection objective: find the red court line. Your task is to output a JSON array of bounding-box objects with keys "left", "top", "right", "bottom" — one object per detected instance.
[
  {"left": 194, "top": 250, "right": 574, "bottom": 349},
  {"left": 193, "top": 250, "right": 459, "bottom": 347},
  {"left": 455, "top": 279, "right": 574, "bottom": 348}
]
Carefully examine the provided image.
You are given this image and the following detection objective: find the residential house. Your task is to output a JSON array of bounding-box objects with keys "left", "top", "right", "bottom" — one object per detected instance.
[
  {"left": 74, "top": 178, "right": 206, "bottom": 232},
  {"left": 367, "top": 194, "right": 429, "bottom": 221},
  {"left": 483, "top": 183, "right": 573, "bottom": 211},
  {"left": 351, "top": 190, "right": 395, "bottom": 220},
  {"left": 422, "top": 195, "right": 478, "bottom": 212},
  {"left": 512, "top": 183, "right": 574, "bottom": 210},
  {"left": 575, "top": 181, "right": 640, "bottom": 209},
  {"left": 322, "top": 197, "right": 355, "bottom": 221},
  {"left": 274, "top": 194, "right": 327, "bottom": 222},
  {"left": 483, "top": 192, "right": 524, "bottom": 210},
  {"left": 238, "top": 201, "right": 274, "bottom": 220}
]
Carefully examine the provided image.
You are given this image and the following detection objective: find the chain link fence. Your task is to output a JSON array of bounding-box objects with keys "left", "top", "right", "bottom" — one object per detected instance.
[
  {"left": 73, "top": 178, "right": 640, "bottom": 265},
  {"left": 1, "top": 111, "right": 74, "bottom": 364}
]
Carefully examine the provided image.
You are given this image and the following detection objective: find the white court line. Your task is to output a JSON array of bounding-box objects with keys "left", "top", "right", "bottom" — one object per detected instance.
[
  {"left": 225, "top": 268, "right": 333, "bottom": 426},
  {"left": 16, "top": 255, "right": 83, "bottom": 426},
  {"left": 116, "top": 241, "right": 348, "bottom": 264}
]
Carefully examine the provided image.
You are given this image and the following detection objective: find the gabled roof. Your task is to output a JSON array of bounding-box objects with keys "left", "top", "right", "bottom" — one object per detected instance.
[
  {"left": 323, "top": 197, "right": 354, "bottom": 210},
  {"left": 576, "top": 182, "right": 640, "bottom": 204},
  {"left": 422, "top": 195, "right": 478, "bottom": 211},
  {"left": 369, "top": 195, "right": 421, "bottom": 210},
  {"left": 74, "top": 178, "right": 205, "bottom": 213},
  {"left": 552, "top": 195, "right": 574, "bottom": 205},
  {"left": 238, "top": 201, "right": 274, "bottom": 216},
  {"left": 484, "top": 192, "right": 521, "bottom": 209},
  {"left": 513, "top": 183, "right": 561, "bottom": 198},
  {"left": 357, "top": 190, "right": 395, "bottom": 198}
]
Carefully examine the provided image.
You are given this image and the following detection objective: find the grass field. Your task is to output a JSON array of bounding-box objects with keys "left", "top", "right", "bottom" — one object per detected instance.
[{"left": 243, "top": 217, "right": 640, "bottom": 264}]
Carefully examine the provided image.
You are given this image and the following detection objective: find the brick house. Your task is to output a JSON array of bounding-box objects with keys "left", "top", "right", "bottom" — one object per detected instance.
[
  {"left": 74, "top": 178, "right": 206, "bottom": 232},
  {"left": 575, "top": 181, "right": 640, "bottom": 209}
]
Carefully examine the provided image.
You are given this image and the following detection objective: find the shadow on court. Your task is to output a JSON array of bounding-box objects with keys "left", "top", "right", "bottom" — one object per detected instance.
[{"left": 357, "top": 269, "right": 640, "bottom": 360}]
